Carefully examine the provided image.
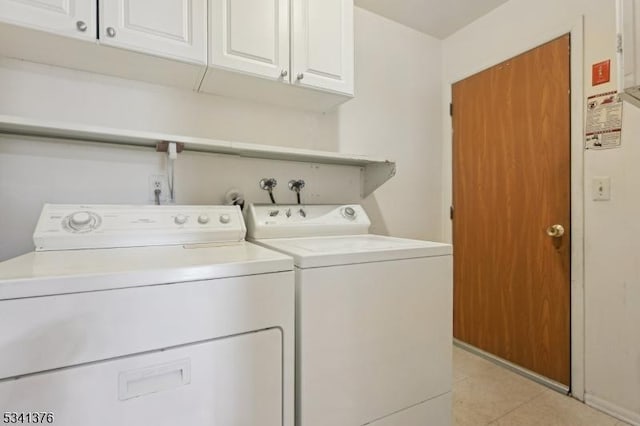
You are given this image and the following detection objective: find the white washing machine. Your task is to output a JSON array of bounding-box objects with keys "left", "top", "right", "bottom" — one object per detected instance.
[
  {"left": 0, "top": 204, "right": 294, "bottom": 426},
  {"left": 246, "top": 204, "right": 453, "bottom": 426}
]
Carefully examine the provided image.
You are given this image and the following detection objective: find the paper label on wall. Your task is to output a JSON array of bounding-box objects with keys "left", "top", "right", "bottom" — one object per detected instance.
[{"left": 585, "top": 91, "right": 623, "bottom": 149}]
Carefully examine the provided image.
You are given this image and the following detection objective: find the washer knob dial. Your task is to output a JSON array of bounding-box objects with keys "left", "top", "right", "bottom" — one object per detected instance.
[
  {"left": 219, "top": 214, "right": 231, "bottom": 224},
  {"left": 342, "top": 207, "right": 357, "bottom": 220},
  {"left": 64, "top": 211, "right": 101, "bottom": 233},
  {"left": 198, "top": 215, "right": 210, "bottom": 224},
  {"left": 70, "top": 211, "right": 92, "bottom": 227},
  {"left": 174, "top": 214, "right": 188, "bottom": 225}
]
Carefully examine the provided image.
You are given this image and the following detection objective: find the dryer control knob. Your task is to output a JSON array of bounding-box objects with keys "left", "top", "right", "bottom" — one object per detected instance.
[
  {"left": 174, "top": 214, "right": 188, "bottom": 225},
  {"left": 198, "top": 215, "right": 210, "bottom": 224},
  {"left": 219, "top": 214, "right": 231, "bottom": 224}
]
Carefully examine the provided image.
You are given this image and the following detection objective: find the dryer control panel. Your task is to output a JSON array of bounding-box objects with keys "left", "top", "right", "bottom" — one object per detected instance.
[
  {"left": 33, "top": 204, "right": 246, "bottom": 251},
  {"left": 246, "top": 204, "right": 371, "bottom": 239}
]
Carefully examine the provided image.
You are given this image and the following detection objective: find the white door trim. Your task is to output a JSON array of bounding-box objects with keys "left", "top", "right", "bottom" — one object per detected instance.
[{"left": 443, "top": 17, "right": 586, "bottom": 400}]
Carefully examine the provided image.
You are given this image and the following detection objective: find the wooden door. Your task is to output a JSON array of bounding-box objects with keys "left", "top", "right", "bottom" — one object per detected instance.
[
  {"left": 0, "top": 0, "right": 96, "bottom": 41},
  {"left": 99, "top": 0, "right": 207, "bottom": 64},
  {"left": 291, "top": 0, "right": 354, "bottom": 95},
  {"left": 452, "top": 35, "right": 571, "bottom": 385},
  {"left": 209, "top": 0, "right": 290, "bottom": 80}
]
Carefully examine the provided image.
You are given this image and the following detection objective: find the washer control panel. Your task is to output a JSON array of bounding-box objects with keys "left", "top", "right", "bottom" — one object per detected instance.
[
  {"left": 63, "top": 211, "right": 102, "bottom": 233},
  {"left": 246, "top": 204, "right": 371, "bottom": 239},
  {"left": 33, "top": 204, "right": 246, "bottom": 251}
]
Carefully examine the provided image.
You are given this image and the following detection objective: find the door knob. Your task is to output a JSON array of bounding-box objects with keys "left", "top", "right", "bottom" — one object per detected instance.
[
  {"left": 546, "top": 224, "right": 565, "bottom": 238},
  {"left": 296, "top": 73, "right": 304, "bottom": 80},
  {"left": 280, "top": 69, "right": 288, "bottom": 78},
  {"left": 76, "top": 21, "right": 88, "bottom": 32},
  {"left": 106, "top": 27, "right": 116, "bottom": 37}
]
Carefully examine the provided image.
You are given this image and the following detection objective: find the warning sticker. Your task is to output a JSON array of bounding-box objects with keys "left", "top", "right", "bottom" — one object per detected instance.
[{"left": 585, "top": 91, "right": 623, "bottom": 149}]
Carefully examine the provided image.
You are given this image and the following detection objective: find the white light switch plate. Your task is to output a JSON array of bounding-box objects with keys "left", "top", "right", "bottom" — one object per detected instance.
[{"left": 592, "top": 176, "right": 611, "bottom": 201}]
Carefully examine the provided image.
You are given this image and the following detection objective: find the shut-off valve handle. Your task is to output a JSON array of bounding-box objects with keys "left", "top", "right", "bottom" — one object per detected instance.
[
  {"left": 288, "top": 179, "right": 305, "bottom": 205},
  {"left": 260, "top": 178, "right": 278, "bottom": 204}
]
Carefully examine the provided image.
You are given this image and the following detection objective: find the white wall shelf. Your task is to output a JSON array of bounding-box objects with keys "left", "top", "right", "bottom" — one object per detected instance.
[{"left": 0, "top": 115, "right": 395, "bottom": 198}]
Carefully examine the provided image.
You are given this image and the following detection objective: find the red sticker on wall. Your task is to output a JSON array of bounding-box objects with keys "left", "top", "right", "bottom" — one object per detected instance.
[{"left": 592, "top": 60, "right": 611, "bottom": 86}]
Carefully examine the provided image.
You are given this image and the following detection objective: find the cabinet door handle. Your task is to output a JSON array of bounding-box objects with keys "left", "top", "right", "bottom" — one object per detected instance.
[
  {"left": 76, "top": 21, "right": 88, "bottom": 32},
  {"left": 296, "top": 73, "right": 304, "bottom": 81},
  {"left": 280, "top": 69, "right": 288, "bottom": 78},
  {"left": 106, "top": 27, "right": 116, "bottom": 37}
]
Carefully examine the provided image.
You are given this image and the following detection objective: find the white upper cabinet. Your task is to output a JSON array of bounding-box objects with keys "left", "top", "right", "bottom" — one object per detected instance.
[
  {"left": 619, "top": 0, "right": 640, "bottom": 107},
  {"left": 200, "top": 0, "right": 354, "bottom": 109},
  {"left": 0, "top": 0, "right": 96, "bottom": 41},
  {"left": 291, "top": 0, "right": 354, "bottom": 95},
  {"left": 0, "top": 0, "right": 354, "bottom": 109},
  {"left": 209, "top": 0, "right": 289, "bottom": 80},
  {"left": 99, "top": 0, "right": 207, "bottom": 64}
]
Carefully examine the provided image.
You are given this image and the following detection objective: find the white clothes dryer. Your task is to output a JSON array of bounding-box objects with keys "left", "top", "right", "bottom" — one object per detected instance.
[
  {"left": 246, "top": 204, "right": 453, "bottom": 426},
  {"left": 0, "top": 204, "right": 294, "bottom": 426}
]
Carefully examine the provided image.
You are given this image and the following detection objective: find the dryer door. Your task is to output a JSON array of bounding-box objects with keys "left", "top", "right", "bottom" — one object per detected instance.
[{"left": 0, "top": 329, "right": 282, "bottom": 426}]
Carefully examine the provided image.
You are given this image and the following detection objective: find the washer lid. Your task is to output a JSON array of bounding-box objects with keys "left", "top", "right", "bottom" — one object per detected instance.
[
  {"left": 0, "top": 242, "right": 292, "bottom": 300},
  {"left": 252, "top": 234, "right": 452, "bottom": 268}
]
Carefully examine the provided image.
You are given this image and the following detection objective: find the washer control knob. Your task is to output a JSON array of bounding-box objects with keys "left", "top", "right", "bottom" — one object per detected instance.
[
  {"left": 219, "top": 214, "right": 231, "bottom": 224},
  {"left": 174, "top": 214, "right": 188, "bottom": 225},
  {"left": 343, "top": 207, "right": 357, "bottom": 220},
  {"left": 198, "top": 215, "right": 210, "bottom": 224},
  {"left": 65, "top": 211, "right": 100, "bottom": 232},
  {"left": 70, "top": 211, "right": 92, "bottom": 227}
]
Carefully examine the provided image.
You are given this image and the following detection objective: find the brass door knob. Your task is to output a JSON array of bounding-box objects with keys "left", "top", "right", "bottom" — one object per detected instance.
[{"left": 546, "top": 224, "right": 565, "bottom": 238}]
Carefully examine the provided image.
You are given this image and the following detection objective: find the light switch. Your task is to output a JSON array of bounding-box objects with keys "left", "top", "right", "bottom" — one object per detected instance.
[{"left": 592, "top": 176, "right": 611, "bottom": 201}]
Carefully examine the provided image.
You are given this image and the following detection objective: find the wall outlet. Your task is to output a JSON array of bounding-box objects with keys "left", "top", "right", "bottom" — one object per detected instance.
[
  {"left": 149, "top": 175, "right": 167, "bottom": 203},
  {"left": 592, "top": 176, "right": 611, "bottom": 201}
]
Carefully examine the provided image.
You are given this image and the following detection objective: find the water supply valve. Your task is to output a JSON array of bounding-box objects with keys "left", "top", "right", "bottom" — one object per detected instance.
[
  {"left": 288, "top": 179, "right": 305, "bottom": 204},
  {"left": 260, "top": 178, "right": 278, "bottom": 204}
]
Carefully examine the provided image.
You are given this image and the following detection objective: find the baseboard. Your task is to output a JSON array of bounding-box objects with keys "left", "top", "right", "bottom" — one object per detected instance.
[
  {"left": 453, "top": 339, "right": 569, "bottom": 394},
  {"left": 585, "top": 393, "right": 640, "bottom": 425}
]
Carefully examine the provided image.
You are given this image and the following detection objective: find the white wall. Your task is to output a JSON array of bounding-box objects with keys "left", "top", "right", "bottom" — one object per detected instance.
[
  {"left": 442, "top": 1, "right": 640, "bottom": 424},
  {"left": 0, "top": 135, "right": 363, "bottom": 260},
  {"left": 0, "top": 7, "right": 443, "bottom": 261},
  {"left": 340, "top": 8, "right": 443, "bottom": 239}
]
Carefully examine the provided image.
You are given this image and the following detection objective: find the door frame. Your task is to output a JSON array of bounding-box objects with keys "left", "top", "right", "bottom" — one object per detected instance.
[{"left": 442, "top": 17, "right": 586, "bottom": 400}]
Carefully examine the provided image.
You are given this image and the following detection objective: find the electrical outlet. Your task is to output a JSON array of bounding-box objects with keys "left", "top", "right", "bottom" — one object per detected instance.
[{"left": 149, "top": 175, "right": 167, "bottom": 203}]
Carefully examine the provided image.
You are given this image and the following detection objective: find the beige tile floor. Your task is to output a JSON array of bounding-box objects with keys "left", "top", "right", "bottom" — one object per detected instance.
[{"left": 453, "top": 346, "right": 630, "bottom": 426}]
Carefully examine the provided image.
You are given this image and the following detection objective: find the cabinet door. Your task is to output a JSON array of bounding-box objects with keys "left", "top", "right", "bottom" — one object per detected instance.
[
  {"left": 292, "top": 0, "right": 354, "bottom": 95},
  {"left": 0, "top": 0, "right": 96, "bottom": 41},
  {"left": 99, "top": 0, "right": 207, "bottom": 64},
  {"left": 621, "top": 0, "right": 639, "bottom": 89},
  {"left": 209, "top": 0, "right": 289, "bottom": 80}
]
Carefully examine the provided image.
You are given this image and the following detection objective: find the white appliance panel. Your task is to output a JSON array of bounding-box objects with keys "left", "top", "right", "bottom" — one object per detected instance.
[
  {"left": 0, "top": 329, "right": 282, "bottom": 426},
  {"left": 33, "top": 204, "right": 246, "bottom": 251},
  {"left": 0, "top": 242, "right": 292, "bottom": 299},
  {"left": 255, "top": 234, "right": 452, "bottom": 268},
  {"left": 367, "top": 393, "right": 452, "bottom": 426},
  {"left": 246, "top": 204, "right": 370, "bottom": 239},
  {"left": 0, "top": 203, "right": 295, "bottom": 426},
  {"left": 0, "top": 273, "right": 293, "bottom": 380},
  {"left": 295, "top": 256, "right": 453, "bottom": 426}
]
